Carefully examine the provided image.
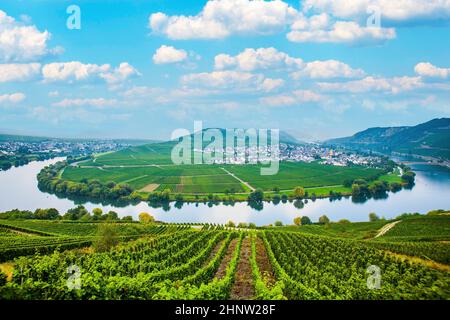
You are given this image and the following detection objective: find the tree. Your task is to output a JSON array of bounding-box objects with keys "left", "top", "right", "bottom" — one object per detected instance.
[
  {"left": 105, "top": 211, "right": 119, "bottom": 221},
  {"left": 401, "top": 171, "right": 416, "bottom": 185},
  {"left": 226, "top": 220, "right": 235, "bottom": 228},
  {"left": 319, "top": 215, "right": 330, "bottom": 224},
  {"left": 248, "top": 189, "right": 264, "bottom": 202},
  {"left": 80, "top": 213, "right": 92, "bottom": 221},
  {"left": 94, "top": 224, "right": 118, "bottom": 252},
  {"left": 63, "top": 205, "right": 88, "bottom": 220},
  {"left": 338, "top": 219, "right": 350, "bottom": 224},
  {"left": 293, "top": 186, "right": 305, "bottom": 199},
  {"left": 301, "top": 216, "right": 312, "bottom": 225},
  {"left": 139, "top": 212, "right": 155, "bottom": 223},
  {"left": 121, "top": 215, "right": 133, "bottom": 221},
  {"left": 343, "top": 179, "right": 353, "bottom": 188},
  {"left": 293, "top": 199, "right": 304, "bottom": 209},
  {"left": 248, "top": 222, "right": 257, "bottom": 229},
  {"left": 293, "top": 216, "right": 302, "bottom": 226},
  {"left": 369, "top": 212, "right": 380, "bottom": 222},
  {"left": 92, "top": 208, "right": 103, "bottom": 219},
  {"left": 237, "top": 222, "right": 248, "bottom": 229},
  {"left": 274, "top": 220, "right": 283, "bottom": 227}
]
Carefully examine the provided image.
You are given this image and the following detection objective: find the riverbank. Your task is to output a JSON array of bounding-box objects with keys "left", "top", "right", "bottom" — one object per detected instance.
[{"left": 1, "top": 158, "right": 449, "bottom": 224}]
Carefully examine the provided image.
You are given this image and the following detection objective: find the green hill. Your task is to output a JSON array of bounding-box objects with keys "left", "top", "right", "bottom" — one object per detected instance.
[{"left": 325, "top": 118, "right": 450, "bottom": 160}]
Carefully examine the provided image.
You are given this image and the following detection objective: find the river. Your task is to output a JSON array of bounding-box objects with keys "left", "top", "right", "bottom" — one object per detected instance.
[{"left": 0, "top": 158, "right": 449, "bottom": 225}]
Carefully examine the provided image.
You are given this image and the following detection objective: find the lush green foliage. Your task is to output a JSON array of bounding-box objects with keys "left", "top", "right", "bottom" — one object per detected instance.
[
  {"left": 263, "top": 231, "right": 449, "bottom": 299},
  {"left": 378, "top": 215, "right": 450, "bottom": 241}
]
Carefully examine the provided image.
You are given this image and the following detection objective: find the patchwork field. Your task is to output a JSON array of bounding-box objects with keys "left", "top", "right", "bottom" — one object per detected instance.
[
  {"left": 80, "top": 142, "right": 176, "bottom": 166},
  {"left": 62, "top": 164, "right": 246, "bottom": 194},
  {"left": 58, "top": 141, "right": 389, "bottom": 195},
  {"left": 62, "top": 160, "right": 384, "bottom": 195},
  {"left": 226, "top": 162, "right": 382, "bottom": 191}
]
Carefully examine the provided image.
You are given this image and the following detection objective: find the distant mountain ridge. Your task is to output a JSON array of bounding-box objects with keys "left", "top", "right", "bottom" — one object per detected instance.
[
  {"left": 175, "top": 128, "right": 303, "bottom": 145},
  {"left": 325, "top": 118, "right": 450, "bottom": 160}
]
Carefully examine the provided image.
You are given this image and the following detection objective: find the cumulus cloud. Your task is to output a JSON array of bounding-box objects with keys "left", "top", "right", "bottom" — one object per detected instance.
[
  {"left": 181, "top": 70, "right": 282, "bottom": 92},
  {"left": 52, "top": 98, "right": 119, "bottom": 108},
  {"left": 0, "top": 10, "right": 58, "bottom": 62},
  {"left": 0, "top": 63, "right": 41, "bottom": 82},
  {"left": 302, "top": 0, "right": 450, "bottom": 24},
  {"left": 214, "top": 47, "right": 365, "bottom": 79},
  {"left": 42, "top": 61, "right": 139, "bottom": 84},
  {"left": 291, "top": 59, "right": 365, "bottom": 79},
  {"left": 287, "top": 14, "right": 396, "bottom": 44},
  {"left": 261, "top": 78, "right": 285, "bottom": 91},
  {"left": 415, "top": 62, "right": 450, "bottom": 79},
  {"left": 100, "top": 62, "right": 141, "bottom": 84},
  {"left": 214, "top": 47, "right": 303, "bottom": 71},
  {"left": 153, "top": 45, "right": 188, "bottom": 64},
  {"left": 149, "top": 0, "right": 297, "bottom": 39},
  {"left": 260, "top": 89, "right": 323, "bottom": 106},
  {"left": 317, "top": 76, "right": 423, "bottom": 94},
  {"left": 0, "top": 92, "right": 26, "bottom": 104}
]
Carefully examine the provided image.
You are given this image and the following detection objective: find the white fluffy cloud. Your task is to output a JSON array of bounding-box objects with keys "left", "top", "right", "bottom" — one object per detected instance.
[
  {"left": 318, "top": 76, "right": 423, "bottom": 94},
  {"left": 261, "top": 78, "right": 285, "bottom": 91},
  {"left": 0, "top": 63, "right": 41, "bottom": 82},
  {"left": 181, "top": 70, "right": 282, "bottom": 92},
  {"left": 260, "top": 89, "right": 323, "bottom": 106},
  {"left": 52, "top": 98, "right": 119, "bottom": 108},
  {"left": 0, "top": 92, "right": 26, "bottom": 104},
  {"left": 153, "top": 45, "right": 188, "bottom": 64},
  {"left": 287, "top": 14, "right": 396, "bottom": 44},
  {"left": 0, "top": 10, "right": 57, "bottom": 62},
  {"left": 100, "top": 62, "right": 141, "bottom": 84},
  {"left": 149, "top": 0, "right": 297, "bottom": 39},
  {"left": 42, "top": 61, "right": 139, "bottom": 83},
  {"left": 215, "top": 47, "right": 364, "bottom": 79},
  {"left": 292, "top": 59, "right": 365, "bottom": 79},
  {"left": 42, "top": 62, "right": 110, "bottom": 82},
  {"left": 415, "top": 62, "right": 450, "bottom": 79},
  {"left": 214, "top": 47, "right": 303, "bottom": 71},
  {"left": 302, "top": 0, "right": 450, "bottom": 23}
]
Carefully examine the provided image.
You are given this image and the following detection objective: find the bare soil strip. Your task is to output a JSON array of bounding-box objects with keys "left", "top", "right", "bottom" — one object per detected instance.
[
  {"left": 214, "top": 238, "right": 239, "bottom": 280},
  {"left": 255, "top": 237, "right": 276, "bottom": 288},
  {"left": 139, "top": 183, "right": 160, "bottom": 192},
  {"left": 203, "top": 239, "right": 225, "bottom": 266},
  {"left": 230, "top": 237, "right": 255, "bottom": 300}
]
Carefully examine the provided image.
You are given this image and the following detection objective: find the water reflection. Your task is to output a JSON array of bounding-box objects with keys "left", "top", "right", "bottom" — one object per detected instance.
[{"left": 0, "top": 158, "right": 449, "bottom": 225}]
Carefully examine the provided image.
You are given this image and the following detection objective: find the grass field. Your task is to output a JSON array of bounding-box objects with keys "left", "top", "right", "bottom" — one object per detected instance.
[{"left": 226, "top": 162, "right": 382, "bottom": 191}]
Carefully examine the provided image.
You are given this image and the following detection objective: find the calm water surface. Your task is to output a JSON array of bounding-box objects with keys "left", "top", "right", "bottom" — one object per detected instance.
[{"left": 0, "top": 158, "right": 449, "bottom": 225}]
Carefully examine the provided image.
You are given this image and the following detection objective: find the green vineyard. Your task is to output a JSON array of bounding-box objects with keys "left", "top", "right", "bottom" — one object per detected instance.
[{"left": 0, "top": 218, "right": 448, "bottom": 300}]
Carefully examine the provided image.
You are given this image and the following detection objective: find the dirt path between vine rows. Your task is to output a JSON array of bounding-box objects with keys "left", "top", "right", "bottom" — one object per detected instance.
[
  {"left": 255, "top": 237, "right": 276, "bottom": 288},
  {"left": 214, "top": 238, "right": 238, "bottom": 279},
  {"left": 230, "top": 237, "right": 255, "bottom": 300},
  {"left": 203, "top": 239, "right": 225, "bottom": 266},
  {"left": 374, "top": 220, "right": 401, "bottom": 238}
]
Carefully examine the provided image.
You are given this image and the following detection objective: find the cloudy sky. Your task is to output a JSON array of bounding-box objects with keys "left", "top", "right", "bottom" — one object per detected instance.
[{"left": 0, "top": 0, "right": 449, "bottom": 141}]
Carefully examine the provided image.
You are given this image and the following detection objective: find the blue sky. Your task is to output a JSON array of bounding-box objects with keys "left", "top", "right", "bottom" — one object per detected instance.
[{"left": 0, "top": 0, "right": 449, "bottom": 141}]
